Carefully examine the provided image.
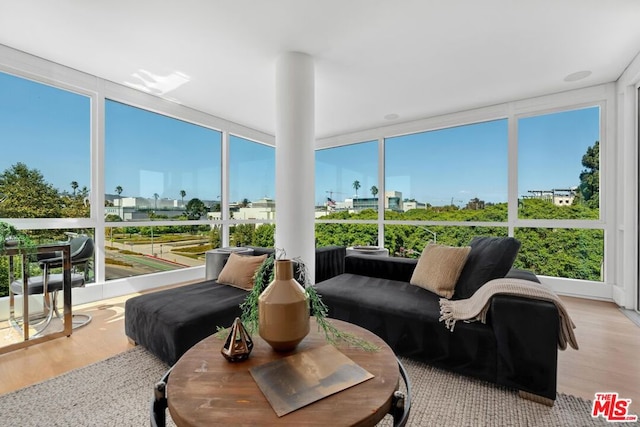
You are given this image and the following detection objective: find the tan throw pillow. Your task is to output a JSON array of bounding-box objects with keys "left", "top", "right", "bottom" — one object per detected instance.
[
  {"left": 410, "top": 243, "right": 471, "bottom": 299},
  {"left": 217, "top": 253, "right": 268, "bottom": 290}
]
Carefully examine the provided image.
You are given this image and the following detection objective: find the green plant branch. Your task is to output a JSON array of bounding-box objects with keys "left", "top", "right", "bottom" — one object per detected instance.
[
  {"left": 0, "top": 221, "right": 36, "bottom": 253},
  {"left": 306, "top": 283, "right": 379, "bottom": 352},
  {"left": 240, "top": 254, "right": 275, "bottom": 334},
  {"left": 298, "top": 259, "right": 378, "bottom": 352}
]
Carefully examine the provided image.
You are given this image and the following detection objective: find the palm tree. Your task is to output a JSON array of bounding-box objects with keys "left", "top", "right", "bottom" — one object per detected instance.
[
  {"left": 370, "top": 185, "right": 378, "bottom": 198},
  {"left": 352, "top": 180, "right": 361, "bottom": 199},
  {"left": 153, "top": 193, "right": 159, "bottom": 210},
  {"left": 70, "top": 181, "right": 78, "bottom": 196},
  {"left": 115, "top": 185, "right": 123, "bottom": 197},
  {"left": 180, "top": 190, "right": 186, "bottom": 206}
]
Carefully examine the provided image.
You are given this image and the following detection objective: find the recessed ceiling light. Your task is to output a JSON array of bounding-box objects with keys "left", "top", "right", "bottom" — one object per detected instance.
[
  {"left": 384, "top": 113, "right": 399, "bottom": 120},
  {"left": 564, "top": 70, "right": 592, "bottom": 82}
]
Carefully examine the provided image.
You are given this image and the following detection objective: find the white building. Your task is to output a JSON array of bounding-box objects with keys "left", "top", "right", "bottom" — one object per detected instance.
[
  {"left": 384, "top": 191, "right": 403, "bottom": 211},
  {"left": 233, "top": 198, "right": 276, "bottom": 220},
  {"left": 403, "top": 200, "right": 426, "bottom": 211},
  {"left": 526, "top": 189, "right": 577, "bottom": 207}
]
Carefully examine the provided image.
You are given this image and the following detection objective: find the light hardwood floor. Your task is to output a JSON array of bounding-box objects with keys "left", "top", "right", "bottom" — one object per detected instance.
[{"left": 0, "top": 289, "right": 639, "bottom": 414}]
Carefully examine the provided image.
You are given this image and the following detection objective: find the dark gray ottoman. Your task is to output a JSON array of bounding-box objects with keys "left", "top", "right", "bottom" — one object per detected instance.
[{"left": 124, "top": 280, "right": 247, "bottom": 365}]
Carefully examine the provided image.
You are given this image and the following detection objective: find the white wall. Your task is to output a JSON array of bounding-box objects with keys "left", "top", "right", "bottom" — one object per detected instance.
[{"left": 615, "top": 51, "right": 640, "bottom": 310}]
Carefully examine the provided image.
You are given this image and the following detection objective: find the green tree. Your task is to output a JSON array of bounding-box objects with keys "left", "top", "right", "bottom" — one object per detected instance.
[
  {"left": 370, "top": 185, "right": 378, "bottom": 198},
  {"left": 232, "top": 224, "right": 255, "bottom": 246},
  {"left": 70, "top": 181, "right": 78, "bottom": 195},
  {"left": 79, "top": 186, "right": 89, "bottom": 199},
  {"left": 184, "top": 198, "right": 208, "bottom": 220},
  {"left": 105, "top": 214, "right": 122, "bottom": 245},
  {"left": 180, "top": 190, "right": 186, "bottom": 206},
  {"left": 578, "top": 141, "right": 599, "bottom": 209},
  {"left": 115, "top": 186, "right": 123, "bottom": 196},
  {"left": 520, "top": 198, "right": 597, "bottom": 220},
  {"left": 153, "top": 193, "right": 159, "bottom": 210},
  {"left": 61, "top": 193, "right": 89, "bottom": 218},
  {"left": 466, "top": 198, "right": 484, "bottom": 210},
  {"left": 0, "top": 163, "right": 62, "bottom": 218},
  {"left": 0, "top": 259, "right": 8, "bottom": 297},
  {"left": 513, "top": 228, "right": 603, "bottom": 280},
  {"left": 352, "top": 180, "right": 361, "bottom": 199},
  {"left": 314, "top": 200, "right": 601, "bottom": 282},
  {"left": 253, "top": 224, "right": 275, "bottom": 247},
  {"left": 209, "top": 226, "right": 221, "bottom": 248}
]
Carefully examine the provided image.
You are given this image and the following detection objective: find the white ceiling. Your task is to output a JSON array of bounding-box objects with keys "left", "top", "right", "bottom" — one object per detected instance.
[{"left": 1, "top": 1, "right": 640, "bottom": 139}]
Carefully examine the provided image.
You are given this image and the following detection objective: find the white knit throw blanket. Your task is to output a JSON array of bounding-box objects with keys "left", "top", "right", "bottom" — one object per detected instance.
[{"left": 439, "top": 278, "right": 579, "bottom": 350}]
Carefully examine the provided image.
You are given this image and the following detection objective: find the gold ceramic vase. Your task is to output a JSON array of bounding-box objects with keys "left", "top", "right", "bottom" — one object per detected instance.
[{"left": 258, "top": 259, "right": 310, "bottom": 352}]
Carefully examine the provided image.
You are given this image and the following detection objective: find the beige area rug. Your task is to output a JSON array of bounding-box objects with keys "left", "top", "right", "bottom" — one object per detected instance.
[{"left": 0, "top": 345, "right": 637, "bottom": 427}]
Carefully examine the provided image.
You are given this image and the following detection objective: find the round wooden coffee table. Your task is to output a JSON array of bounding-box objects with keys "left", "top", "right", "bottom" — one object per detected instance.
[{"left": 167, "top": 317, "right": 399, "bottom": 426}]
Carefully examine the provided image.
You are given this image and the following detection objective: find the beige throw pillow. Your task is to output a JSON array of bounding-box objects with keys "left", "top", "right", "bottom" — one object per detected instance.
[
  {"left": 217, "top": 253, "right": 268, "bottom": 290},
  {"left": 410, "top": 243, "right": 471, "bottom": 299}
]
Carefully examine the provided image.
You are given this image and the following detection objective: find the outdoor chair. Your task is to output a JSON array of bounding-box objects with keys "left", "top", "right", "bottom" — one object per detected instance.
[{"left": 9, "top": 235, "right": 94, "bottom": 337}]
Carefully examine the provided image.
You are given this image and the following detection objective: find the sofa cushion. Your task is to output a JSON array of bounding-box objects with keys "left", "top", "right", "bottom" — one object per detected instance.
[
  {"left": 410, "top": 243, "right": 471, "bottom": 298},
  {"left": 453, "top": 237, "right": 521, "bottom": 300},
  {"left": 217, "top": 253, "right": 267, "bottom": 290},
  {"left": 345, "top": 255, "right": 417, "bottom": 282},
  {"left": 316, "top": 273, "right": 443, "bottom": 322}
]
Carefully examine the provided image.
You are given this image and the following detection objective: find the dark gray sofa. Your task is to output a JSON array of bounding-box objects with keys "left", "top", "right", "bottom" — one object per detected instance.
[
  {"left": 314, "top": 237, "right": 560, "bottom": 403},
  {"left": 125, "top": 246, "right": 346, "bottom": 365}
]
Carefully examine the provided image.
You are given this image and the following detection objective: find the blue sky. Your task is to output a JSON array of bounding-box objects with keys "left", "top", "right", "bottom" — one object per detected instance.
[
  {"left": 317, "top": 107, "right": 599, "bottom": 206},
  {"left": 105, "top": 100, "right": 221, "bottom": 201},
  {"left": 385, "top": 120, "right": 508, "bottom": 205},
  {"left": 0, "top": 71, "right": 90, "bottom": 194},
  {"left": 1, "top": 71, "right": 600, "bottom": 207}
]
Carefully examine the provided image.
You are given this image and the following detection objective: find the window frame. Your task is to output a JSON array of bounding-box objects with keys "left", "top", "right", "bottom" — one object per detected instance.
[
  {"left": 0, "top": 46, "right": 274, "bottom": 310},
  {"left": 316, "top": 85, "right": 615, "bottom": 300},
  {"left": 100, "top": 87, "right": 274, "bottom": 291}
]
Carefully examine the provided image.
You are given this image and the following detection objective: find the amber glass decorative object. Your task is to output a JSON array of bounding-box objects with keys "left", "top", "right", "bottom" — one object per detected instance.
[
  {"left": 221, "top": 317, "right": 254, "bottom": 362},
  {"left": 258, "top": 259, "right": 310, "bottom": 352}
]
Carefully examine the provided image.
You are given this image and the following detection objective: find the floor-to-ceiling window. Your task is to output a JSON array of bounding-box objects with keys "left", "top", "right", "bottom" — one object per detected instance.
[
  {"left": 315, "top": 98, "right": 609, "bottom": 297},
  {"left": 228, "top": 135, "right": 275, "bottom": 247},
  {"left": 384, "top": 120, "right": 508, "bottom": 257},
  {"left": 315, "top": 141, "right": 378, "bottom": 247},
  {"left": 0, "top": 70, "right": 93, "bottom": 298},
  {"left": 0, "top": 47, "right": 277, "bottom": 312},
  {"left": 104, "top": 100, "right": 222, "bottom": 280},
  {"left": 516, "top": 106, "right": 603, "bottom": 281}
]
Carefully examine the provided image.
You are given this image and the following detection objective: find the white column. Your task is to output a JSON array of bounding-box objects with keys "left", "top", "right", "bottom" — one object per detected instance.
[{"left": 275, "top": 52, "right": 315, "bottom": 282}]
